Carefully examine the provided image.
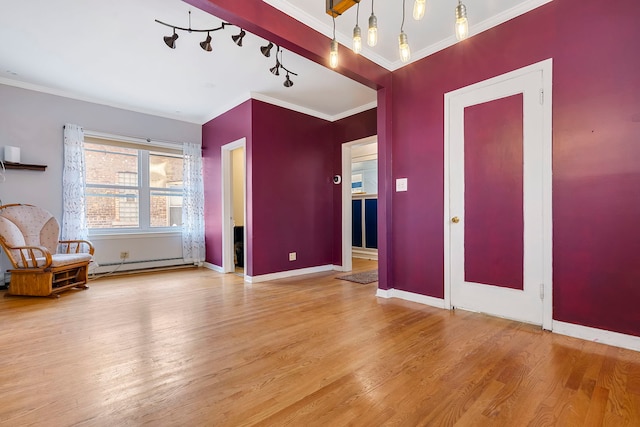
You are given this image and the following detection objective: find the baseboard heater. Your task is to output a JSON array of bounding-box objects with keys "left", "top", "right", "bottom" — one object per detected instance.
[{"left": 91, "top": 257, "right": 194, "bottom": 276}]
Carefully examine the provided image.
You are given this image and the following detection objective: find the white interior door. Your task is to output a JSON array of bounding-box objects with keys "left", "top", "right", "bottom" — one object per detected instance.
[{"left": 445, "top": 60, "right": 552, "bottom": 327}]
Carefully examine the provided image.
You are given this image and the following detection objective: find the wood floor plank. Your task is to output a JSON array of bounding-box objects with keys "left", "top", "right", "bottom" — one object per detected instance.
[{"left": 1, "top": 259, "right": 640, "bottom": 426}]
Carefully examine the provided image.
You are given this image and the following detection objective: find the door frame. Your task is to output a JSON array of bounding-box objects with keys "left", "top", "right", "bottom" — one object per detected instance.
[
  {"left": 221, "top": 138, "right": 247, "bottom": 274},
  {"left": 443, "top": 58, "right": 553, "bottom": 329},
  {"left": 341, "top": 135, "right": 377, "bottom": 272}
]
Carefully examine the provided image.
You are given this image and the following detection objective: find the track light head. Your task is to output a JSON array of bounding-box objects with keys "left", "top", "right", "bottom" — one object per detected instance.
[
  {"left": 284, "top": 73, "right": 293, "bottom": 88},
  {"left": 260, "top": 42, "right": 274, "bottom": 57},
  {"left": 232, "top": 29, "right": 246, "bottom": 46},
  {"left": 164, "top": 30, "right": 179, "bottom": 49},
  {"left": 199, "top": 33, "right": 213, "bottom": 52},
  {"left": 270, "top": 60, "right": 281, "bottom": 76}
]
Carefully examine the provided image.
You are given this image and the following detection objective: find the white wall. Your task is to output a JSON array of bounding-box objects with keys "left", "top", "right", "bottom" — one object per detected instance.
[{"left": 0, "top": 84, "right": 201, "bottom": 273}]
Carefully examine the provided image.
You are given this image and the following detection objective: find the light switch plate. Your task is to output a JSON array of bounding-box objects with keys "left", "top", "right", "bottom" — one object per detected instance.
[{"left": 396, "top": 178, "right": 408, "bottom": 192}]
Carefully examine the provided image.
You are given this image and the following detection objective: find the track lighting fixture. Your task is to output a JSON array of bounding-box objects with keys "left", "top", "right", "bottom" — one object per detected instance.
[
  {"left": 399, "top": 0, "right": 411, "bottom": 62},
  {"left": 231, "top": 29, "right": 246, "bottom": 46},
  {"left": 260, "top": 42, "right": 274, "bottom": 57},
  {"left": 268, "top": 46, "right": 298, "bottom": 87},
  {"left": 352, "top": 1, "right": 362, "bottom": 54},
  {"left": 156, "top": 11, "right": 230, "bottom": 51},
  {"left": 156, "top": 11, "right": 299, "bottom": 87},
  {"left": 368, "top": 0, "right": 378, "bottom": 47},
  {"left": 455, "top": 0, "right": 469, "bottom": 41}
]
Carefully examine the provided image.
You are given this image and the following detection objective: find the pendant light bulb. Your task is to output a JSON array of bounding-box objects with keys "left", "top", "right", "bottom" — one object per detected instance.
[
  {"left": 413, "top": 0, "right": 426, "bottom": 20},
  {"left": 399, "top": 31, "right": 411, "bottom": 63},
  {"left": 368, "top": 13, "right": 378, "bottom": 47},
  {"left": 353, "top": 25, "right": 362, "bottom": 54},
  {"left": 455, "top": 1, "right": 469, "bottom": 40},
  {"left": 330, "top": 39, "right": 339, "bottom": 69}
]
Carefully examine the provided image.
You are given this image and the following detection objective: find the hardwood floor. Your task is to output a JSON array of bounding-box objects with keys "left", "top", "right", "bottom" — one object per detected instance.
[{"left": 1, "top": 259, "right": 639, "bottom": 426}]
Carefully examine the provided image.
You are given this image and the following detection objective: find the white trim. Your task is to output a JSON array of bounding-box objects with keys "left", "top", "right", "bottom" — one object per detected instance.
[
  {"left": 221, "top": 138, "right": 247, "bottom": 274},
  {"left": 203, "top": 91, "right": 377, "bottom": 124},
  {"left": 0, "top": 77, "right": 204, "bottom": 124},
  {"left": 553, "top": 321, "right": 640, "bottom": 352},
  {"left": 375, "top": 288, "right": 447, "bottom": 309},
  {"left": 203, "top": 262, "right": 224, "bottom": 273},
  {"left": 332, "top": 264, "right": 349, "bottom": 273},
  {"left": 444, "top": 58, "right": 553, "bottom": 329},
  {"left": 246, "top": 265, "right": 334, "bottom": 283}
]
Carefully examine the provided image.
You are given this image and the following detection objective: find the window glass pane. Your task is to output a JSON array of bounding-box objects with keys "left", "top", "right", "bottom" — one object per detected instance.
[
  {"left": 151, "top": 192, "right": 182, "bottom": 227},
  {"left": 85, "top": 143, "right": 138, "bottom": 186},
  {"left": 86, "top": 188, "right": 139, "bottom": 228},
  {"left": 150, "top": 153, "right": 183, "bottom": 189}
]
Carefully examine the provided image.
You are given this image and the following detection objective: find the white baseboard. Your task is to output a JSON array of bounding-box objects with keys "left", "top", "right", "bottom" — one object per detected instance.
[
  {"left": 552, "top": 321, "right": 640, "bottom": 352},
  {"left": 203, "top": 262, "right": 224, "bottom": 273},
  {"left": 378, "top": 289, "right": 640, "bottom": 352},
  {"left": 246, "top": 265, "right": 334, "bottom": 283},
  {"left": 352, "top": 249, "right": 379, "bottom": 261},
  {"left": 376, "top": 288, "right": 446, "bottom": 309}
]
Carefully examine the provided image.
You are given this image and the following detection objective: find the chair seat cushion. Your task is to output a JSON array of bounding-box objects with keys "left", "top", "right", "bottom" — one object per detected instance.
[
  {"left": 17, "top": 253, "right": 92, "bottom": 268},
  {"left": 51, "top": 253, "right": 92, "bottom": 267}
]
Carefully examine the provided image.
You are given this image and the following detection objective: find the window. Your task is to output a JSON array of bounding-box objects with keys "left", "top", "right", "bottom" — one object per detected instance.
[{"left": 84, "top": 136, "right": 183, "bottom": 232}]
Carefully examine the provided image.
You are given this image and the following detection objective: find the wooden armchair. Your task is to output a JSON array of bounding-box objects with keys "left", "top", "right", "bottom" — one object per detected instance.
[{"left": 0, "top": 204, "right": 94, "bottom": 298}]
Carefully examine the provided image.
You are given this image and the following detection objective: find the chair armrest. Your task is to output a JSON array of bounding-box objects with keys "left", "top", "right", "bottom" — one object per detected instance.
[
  {"left": 59, "top": 240, "right": 95, "bottom": 256},
  {"left": 5, "top": 245, "right": 53, "bottom": 269}
]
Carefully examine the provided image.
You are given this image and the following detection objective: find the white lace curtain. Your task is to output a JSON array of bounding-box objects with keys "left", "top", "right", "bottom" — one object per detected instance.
[
  {"left": 61, "top": 124, "right": 89, "bottom": 241},
  {"left": 182, "top": 142, "right": 206, "bottom": 264}
]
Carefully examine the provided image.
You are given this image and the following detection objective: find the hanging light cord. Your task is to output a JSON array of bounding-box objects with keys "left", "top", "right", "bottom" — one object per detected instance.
[
  {"left": 356, "top": 1, "right": 360, "bottom": 22},
  {"left": 372, "top": 0, "right": 375, "bottom": 14},
  {"left": 332, "top": 14, "right": 336, "bottom": 39},
  {"left": 401, "top": 0, "right": 406, "bottom": 31}
]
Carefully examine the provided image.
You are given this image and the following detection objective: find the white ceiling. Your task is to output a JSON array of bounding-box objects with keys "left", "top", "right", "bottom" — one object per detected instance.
[{"left": 0, "top": 0, "right": 550, "bottom": 125}]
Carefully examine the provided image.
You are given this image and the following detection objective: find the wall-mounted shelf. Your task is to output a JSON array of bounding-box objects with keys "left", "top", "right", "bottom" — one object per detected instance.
[{"left": 4, "top": 162, "right": 47, "bottom": 171}]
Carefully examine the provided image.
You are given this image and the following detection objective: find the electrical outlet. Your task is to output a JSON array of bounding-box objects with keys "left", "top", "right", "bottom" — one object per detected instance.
[
  {"left": 120, "top": 251, "right": 130, "bottom": 260},
  {"left": 289, "top": 252, "right": 296, "bottom": 261}
]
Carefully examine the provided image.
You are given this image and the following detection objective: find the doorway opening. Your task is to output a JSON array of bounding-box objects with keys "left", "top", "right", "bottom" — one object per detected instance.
[
  {"left": 222, "top": 138, "right": 246, "bottom": 276},
  {"left": 341, "top": 136, "right": 378, "bottom": 272}
]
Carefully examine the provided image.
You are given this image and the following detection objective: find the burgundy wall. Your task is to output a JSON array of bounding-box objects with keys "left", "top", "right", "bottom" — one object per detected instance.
[
  {"left": 250, "top": 100, "right": 334, "bottom": 275},
  {"left": 391, "top": 0, "right": 640, "bottom": 335},
  {"left": 202, "top": 101, "right": 376, "bottom": 277},
  {"left": 202, "top": 100, "right": 252, "bottom": 270}
]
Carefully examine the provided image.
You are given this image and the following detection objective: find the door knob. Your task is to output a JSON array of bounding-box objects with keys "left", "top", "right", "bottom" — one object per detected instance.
[{"left": 451, "top": 216, "right": 460, "bottom": 223}]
